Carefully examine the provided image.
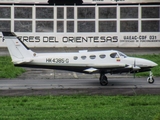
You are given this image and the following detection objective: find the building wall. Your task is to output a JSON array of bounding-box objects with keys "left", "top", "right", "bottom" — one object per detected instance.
[{"left": 0, "top": 4, "right": 160, "bottom": 47}]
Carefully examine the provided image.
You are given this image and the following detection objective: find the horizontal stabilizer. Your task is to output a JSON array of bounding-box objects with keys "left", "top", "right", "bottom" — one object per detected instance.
[{"left": 13, "top": 58, "right": 33, "bottom": 64}]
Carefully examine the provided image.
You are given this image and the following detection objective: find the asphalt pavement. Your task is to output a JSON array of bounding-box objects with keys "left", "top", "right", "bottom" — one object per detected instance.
[{"left": 0, "top": 77, "right": 160, "bottom": 96}]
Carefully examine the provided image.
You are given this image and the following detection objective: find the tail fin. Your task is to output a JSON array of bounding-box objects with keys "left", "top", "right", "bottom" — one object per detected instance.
[{"left": 2, "top": 32, "right": 34, "bottom": 64}]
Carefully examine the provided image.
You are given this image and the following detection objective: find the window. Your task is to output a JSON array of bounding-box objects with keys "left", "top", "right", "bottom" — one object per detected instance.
[
  {"left": 118, "top": 52, "right": 127, "bottom": 58},
  {"left": 142, "top": 7, "right": 160, "bottom": 18},
  {"left": 78, "top": 7, "right": 95, "bottom": 19},
  {"left": 57, "top": 21, "right": 64, "bottom": 32},
  {"left": 78, "top": 21, "right": 95, "bottom": 32},
  {"left": 99, "top": 54, "right": 106, "bottom": 59},
  {"left": 0, "top": 21, "right": 11, "bottom": 32},
  {"left": 90, "top": 55, "right": 96, "bottom": 59},
  {"left": 120, "top": 7, "right": 138, "bottom": 18},
  {"left": 14, "top": 21, "right": 32, "bottom": 32},
  {"left": 67, "top": 21, "right": 74, "bottom": 32},
  {"left": 110, "top": 53, "right": 119, "bottom": 58},
  {"left": 99, "top": 7, "right": 116, "bottom": 19},
  {"left": 36, "top": 7, "right": 53, "bottom": 19},
  {"left": 142, "top": 21, "right": 160, "bottom": 32},
  {"left": 73, "top": 56, "right": 78, "bottom": 60},
  {"left": 15, "top": 7, "right": 32, "bottom": 19},
  {"left": 120, "top": 21, "right": 138, "bottom": 32},
  {"left": 99, "top": 21, "right": 116, "bottom": 32},
  {"left": 81, "top": 56, "right": 86, "bottom": 60},
  {"left": 67, "top": 7, "right": 74, "bottom": 19},
  {"left": 0, "top": 7, "right": 11, "bottom": 18},
  {"left": 57, "top": 7, "right": 64, "bottom": 19},
  {"left": 36, "top": 21, "right": 53, "bottom": 32}
]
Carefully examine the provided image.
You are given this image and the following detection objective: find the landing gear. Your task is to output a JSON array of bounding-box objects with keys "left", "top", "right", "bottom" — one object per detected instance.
[
  {"left": 147, "top": 71, "right": 154, "bottom": 84},
  {"left": 99, "top": 74, "right": 108, "bottom": 86}
]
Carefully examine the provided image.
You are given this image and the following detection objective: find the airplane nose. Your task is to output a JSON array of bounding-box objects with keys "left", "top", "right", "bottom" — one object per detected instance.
[
  {"left": 150, "top": 61, "right": 158, "bottom": 67},
  {"left": 141, "top": 59, "right": 157, "bottom": 67},
  {"left": 136, "top": 58, "right": 158, "bottom": 67}
]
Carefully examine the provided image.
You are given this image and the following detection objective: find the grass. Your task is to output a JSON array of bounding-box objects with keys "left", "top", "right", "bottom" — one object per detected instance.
[
  {"left": 0, "top": 56, "right": 25, "bottom": 78},
  {"left": 0, "top": 54, "right": 160, "bottom": 78},
  {"left": 0, "top": 95, "right": 159, "bottom": 120}
]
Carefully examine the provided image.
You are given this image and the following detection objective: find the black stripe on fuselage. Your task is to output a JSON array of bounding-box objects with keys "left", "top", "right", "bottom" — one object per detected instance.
[
  {"left": 15, "top": 64, "right": 152, "bottom": 74},
  {"left": 15, "top": 64, "right": 91, "bottom": 74}
]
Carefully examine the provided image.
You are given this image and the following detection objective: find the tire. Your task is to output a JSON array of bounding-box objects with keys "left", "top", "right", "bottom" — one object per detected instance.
[
  {"left": 147, "top": 77, "right": 154, "bottom": 84},
  {"left": 100, "top": 75, "right": 108, "bottom": 86}
]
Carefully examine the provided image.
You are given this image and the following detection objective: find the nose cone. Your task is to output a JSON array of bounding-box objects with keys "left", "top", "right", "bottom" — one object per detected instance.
[
  {"left": 150, "top": 61, "right": 158, "bottom": 67},
  {"left": 137, "top": 58, "right": 158, "bottom": 67}
]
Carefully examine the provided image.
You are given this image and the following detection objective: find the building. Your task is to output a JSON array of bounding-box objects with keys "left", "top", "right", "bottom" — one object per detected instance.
[{"left": 0, "top": 0, "right": 160, "bottom": 47}]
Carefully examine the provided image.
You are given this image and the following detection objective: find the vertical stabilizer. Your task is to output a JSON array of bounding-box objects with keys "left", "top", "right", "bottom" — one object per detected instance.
[{"left": 2, "top": 32, "right": 34, "bottom": 64}]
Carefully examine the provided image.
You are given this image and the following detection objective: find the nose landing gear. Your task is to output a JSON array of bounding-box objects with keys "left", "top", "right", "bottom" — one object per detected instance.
[{"left": 147, "top": 71, "right": 154, "bottom": 84}]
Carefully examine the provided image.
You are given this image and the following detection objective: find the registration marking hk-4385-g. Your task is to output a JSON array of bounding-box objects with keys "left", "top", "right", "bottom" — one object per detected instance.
[{"left": 46, "top": 58, "right": 69, "bottom": 63}]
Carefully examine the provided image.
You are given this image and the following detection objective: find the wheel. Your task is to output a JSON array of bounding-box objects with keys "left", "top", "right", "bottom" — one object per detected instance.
[
  {"left": 99, "top": 75, "right": 108, "bottom": 86},
  {"left": 147, "top": 77, "right": 154, "bottom": 84}
]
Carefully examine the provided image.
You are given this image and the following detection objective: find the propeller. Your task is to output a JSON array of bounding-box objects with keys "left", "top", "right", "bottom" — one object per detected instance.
[
  {"left": 132, "top": 59, "right": 140, "bottom": 78},
  {"left": 133, "top": 59, "right": 136, "bottom": 78}
]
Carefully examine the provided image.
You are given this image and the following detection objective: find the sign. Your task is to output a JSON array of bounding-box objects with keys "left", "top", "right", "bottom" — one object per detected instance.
[{"left": 1, "top": 33, "right": 160, "bottom": 47}]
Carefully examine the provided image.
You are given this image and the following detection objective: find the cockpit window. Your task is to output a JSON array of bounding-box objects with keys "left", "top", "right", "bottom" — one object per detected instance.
[
  {"left": 110, "top": 53, "right": 119, "bottom": 58},
  {"left": 118, "top": 52, "right": 127, "bottom": 58}
]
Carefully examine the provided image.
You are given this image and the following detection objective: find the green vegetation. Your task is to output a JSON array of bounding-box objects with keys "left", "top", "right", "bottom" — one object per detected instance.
[
  {"left": 0, "top": 95, "right": 159, "bottom": 120},
  {"left": 0, "top": 56, "right": 25, "bottom": 78},
  {"left": 0, "top": 54, "right": 160, "bottom": 78}
]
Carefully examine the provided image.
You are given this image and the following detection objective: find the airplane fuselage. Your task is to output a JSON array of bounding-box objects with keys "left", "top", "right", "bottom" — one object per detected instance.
[{"left": 15, "top": 50, "right": 157, "bottom": 74}]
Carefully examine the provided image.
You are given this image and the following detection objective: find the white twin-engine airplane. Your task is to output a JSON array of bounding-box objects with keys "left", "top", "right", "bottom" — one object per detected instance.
[{"left": 3, "top": 32, "right": 158, "bottom": 86}]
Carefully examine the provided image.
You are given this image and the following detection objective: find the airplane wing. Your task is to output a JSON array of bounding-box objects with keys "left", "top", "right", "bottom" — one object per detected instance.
[
  {"left": 84, "top": 68, "right": 98, "bottom": 73},
  {"left": 91, "top": 63, "right": 127, "bottom": 68},
  {"left": 84, "top": 63, "right": 128, "bottom": 73}
]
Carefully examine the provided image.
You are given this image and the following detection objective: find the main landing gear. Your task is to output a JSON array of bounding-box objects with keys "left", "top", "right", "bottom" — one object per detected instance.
[
  {"left": 99, "top": 74, "right": 108, "bottom": 86},
  {"left": 147, "top": 71, "right": 154, "bottom": 84}
]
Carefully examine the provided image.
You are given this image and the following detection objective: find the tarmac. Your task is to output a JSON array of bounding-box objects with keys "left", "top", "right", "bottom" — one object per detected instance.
[{"left": 0, "top": 77, "right": 160, "bottom": 96}]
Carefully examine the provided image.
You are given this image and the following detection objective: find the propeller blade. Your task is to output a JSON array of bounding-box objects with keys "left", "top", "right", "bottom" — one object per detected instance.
[{"left": 133, "top": 59, "right": 136, "bottom": 78}]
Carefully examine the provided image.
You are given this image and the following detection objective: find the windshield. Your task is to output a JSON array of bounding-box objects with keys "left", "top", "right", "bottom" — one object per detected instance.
[
  {"left": 118, "top": 52, "right": 127, "bottom": 58},
  {"left": 110, "top": 52, "right": 119, "bottom": 58}
]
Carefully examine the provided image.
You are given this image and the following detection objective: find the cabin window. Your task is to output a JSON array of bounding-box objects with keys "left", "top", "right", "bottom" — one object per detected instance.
[
  {"left": 110, "top": 53, "right": 119, "bottom": 58},
  {"left": 81, "top": 56, "right": 86, "bottom": 60},
  {"left": 73, "top": 56, "right": 78, "bottom": 60},
  {"left": 90, "top": 55, "right": 96, "bottom": 59},
  {"left": 99, "top": 54, "right": 106, "bottom": 59}
]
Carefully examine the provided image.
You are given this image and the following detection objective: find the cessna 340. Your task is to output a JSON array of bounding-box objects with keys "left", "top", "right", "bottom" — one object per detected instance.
[{"left": 2, "top": 32, "right": 158, "bottom": 86}]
